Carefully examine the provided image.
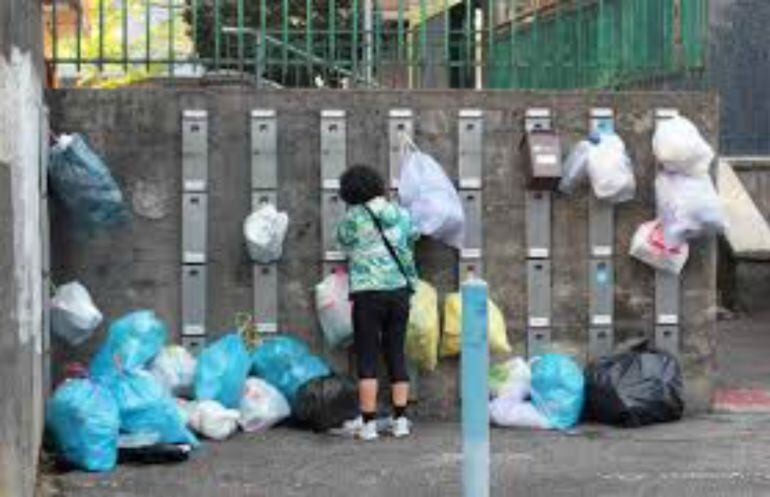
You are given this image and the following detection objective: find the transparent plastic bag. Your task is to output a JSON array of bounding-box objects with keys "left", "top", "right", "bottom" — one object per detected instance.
[
  {"left": 90, "top": 310, "right": 168, "bottom": 378},
  {"left": 489, "top": 357, "right": 531, "bottom": 400},
  {"left": 587, "top": 133, "right": 636, "bottom": 203},
  {"left": 184, "top": 400, "right": 240, "bottom": 441},
  {"left": 559, "top": 140, "right": 591, "bottom": 194},
  {"left": 653, "top": 115, "right": 714, "bottom": 176},
  {"left": 46, "top": 378, "right": 120, "bottom": 472},
  {"left": 489, "top": 397, "right": 551, "bottom": 430},
  {"left": 405, "top": 280, "right": 440, "bottom": 372},
  {"left": 398, "top": 149, "right": 465, "bottom": 249},
  {"left": 243, "top": 202, "right": 289, "bottom": 264},
  {"left": 656, "top": 171, "right": 726, "bottom": 246},
  {"left": 48, "top": 133, "right": 129, "bottom": 232},
  {"left": 315, "top": 269, "right": 353, "bottom": 349},
  {"left": 194, "top": 334, "right": 251, "bottom": 409},
  {"left": 150, "top": 345, "right": 197, "bottom": 396},
  {"left": 239, "top": 378, "right": 291, "bottom": 433},
  {"left": 629, "top": 220, "right": 690, "bottom": 274},
  {"left": 50, "top": 281, "right": 103, "bottom": 346},
  {"left": 530, "top": 353, "right": 585, "bottom": 431}
]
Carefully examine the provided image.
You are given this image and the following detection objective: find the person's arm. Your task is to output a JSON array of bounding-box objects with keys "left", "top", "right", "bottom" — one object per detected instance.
[
  {"left": 400, "top": 206, "right": 421, "bottom": 245},
  {"left": 336, "top": 211, "right": 358, "bottom": 249}
]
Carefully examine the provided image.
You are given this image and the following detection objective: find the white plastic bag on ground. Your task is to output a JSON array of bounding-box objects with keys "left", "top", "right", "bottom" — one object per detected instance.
[
  {"left": 489, "top": 357, "right": 531, "bottom": 401},
  {"left": 653, "top": 115, "right": 714, "bottom": 176},
  {"left": 50, "top": 281, "right": 103, "bottom": 345},
  {"left": 243, "top": 203, "right": 289, "bottom": 264},
  {"left": 239, "top": 378, "right": 291, "bottom": 433},
  {"left": 656, "top": 171, "right": 726, "bottom": 246},
  {"left": 398, "top": 149, "right": 465, "bottom": 249},
  {"left": 630, "top": 220, "right": 690, "bottom": 274},
  {"left": 587, "top": 133, "right": 635, "bottom": 203},
  {"left": 315, "top": 269, "right": 353, "bottom": 349},
  {"left": 559, "top": 140, "right": 591, "bottom": 194},
  {"left": 490, "top": 396, "right": 551, "bottom": 430},
  {"left": 150, "top": 345, "right": 197, "bottom": 396},
  {"left": 184, "top": 400, "right": 240, "bottom": 441}
]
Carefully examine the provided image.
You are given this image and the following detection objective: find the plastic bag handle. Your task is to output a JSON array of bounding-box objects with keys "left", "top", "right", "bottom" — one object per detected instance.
[{"left": 399, "top": 131, "right": 419, "bottom": 155}]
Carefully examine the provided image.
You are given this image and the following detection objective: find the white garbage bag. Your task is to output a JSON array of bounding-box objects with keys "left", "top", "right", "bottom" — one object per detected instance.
[
  {"left": 490, "top": 396, "right": 552, "bottom": 430},
  {"left": 653, "top": 115, "right": 714, "bottom": 177},
  {"left": 656, "top": 172, "right": 726, "bottom": 246},
  {"left": 629, "top": 220, "right": 690, "bottom": 274},
  {"left": 398, "top": 150, "right": 465, "bottom": 249},
  {"left": 50, "top": 281, "right": 103, "bottom": 346},
  {"left": 558, "top": 140, "right": 591, "bottom": 194},
  {"left": 315, "top": 269, "right": 353, "bottom": 349},
  {"left": 238, "top": 378, "right": 291, "bottom": 433},
  {"left": 150, "top": 345, "right": 197, "bottom": 396},
  {"left": 587, "top": 133, "right": 635, "bottom": 203},
  {"left": 243, "top": 203, "right": 289, "bottom": 264},
  {"left": 184, "top": 400, "right": 240, "bottom": 441},
  {"left": 489, "top": 357, "right": 531, "bottom": 401}
]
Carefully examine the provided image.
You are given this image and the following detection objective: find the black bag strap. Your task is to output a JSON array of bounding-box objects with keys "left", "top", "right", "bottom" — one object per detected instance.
[{"left": 363, "top": 204, "right": 414, "bottom": 293}]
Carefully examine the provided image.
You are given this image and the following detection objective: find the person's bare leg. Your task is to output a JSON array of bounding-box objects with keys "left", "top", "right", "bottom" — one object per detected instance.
[
  {"left": 359, "top": 378, "right": 378, "bottom": 415},
  {"left": 391, "top": 381, "right": 409, "bottom": 409}
]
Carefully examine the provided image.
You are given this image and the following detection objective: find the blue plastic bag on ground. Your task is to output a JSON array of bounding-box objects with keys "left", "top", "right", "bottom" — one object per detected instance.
[
  {"left": 48, "top": 133, "right": 129, "bottom": 233},
  {"left": 90, "top": 310, "right": 168, "bottom": 378},
  {"left": 530, "top": 353, "right": 585, "bottom": 431},
  {"left": 109, "top": 370, "right": 199, "bottom": 447},
  {"left": 46, "top": 378, "right": 120, "bottom": 472},
  {"left": 250, "top": 335, "right": 331, "bottom": 404},
  {"left": 194, "top": 333, "right": 251, "bottom": 409}
]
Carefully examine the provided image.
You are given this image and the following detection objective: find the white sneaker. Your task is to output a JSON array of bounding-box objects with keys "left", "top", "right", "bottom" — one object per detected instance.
[
  {"left": 329, "top": 416, "right": 363, "bottom": 438},
  {"left": 389, "top": 416, "right": 412, "bottom": 438},
  {"left": 358, "top": 420, "right": 379, "bottom": 441}
]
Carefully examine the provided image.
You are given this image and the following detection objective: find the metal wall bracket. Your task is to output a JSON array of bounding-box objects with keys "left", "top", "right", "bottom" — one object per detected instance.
[
  {"left": 251, "top": 109, "right": 279, "bottom": 333},
  {"left": 654, "top": 108, "right": 681, "bottom": 355},
  {"left": 389, "top": 109, "right": 414, "bottom": 189},
  {"left": 525, "top": 191, "right": 551, "bottom": 259},
  {"left": 321, "top": 109, "right": 348, "bottom": 277},
  {"left": 525, "top": 108, "right": 553, "bottom": 132},
  {"left": 181, "top": 109, "right": 209, "bottom": 341},
  {"left": 588, "top": 108, "right": 616, "bottom": 360},
  {"left": 458, "top": 109, "right": 484, "bottom": 281}
]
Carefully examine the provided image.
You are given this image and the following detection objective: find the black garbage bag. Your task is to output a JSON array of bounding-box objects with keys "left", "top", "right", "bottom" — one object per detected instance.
[
  {"left": 586, "top": 345, "right": 684, "bottom": 427},
  {"left": 293, "top": 374, "right": 358, "bottom": 432}
]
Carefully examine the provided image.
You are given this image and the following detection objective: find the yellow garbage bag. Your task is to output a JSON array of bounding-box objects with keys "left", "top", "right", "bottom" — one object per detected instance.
[
  {"left": 405, "top": 280, "right": 440, "bottom": 372},
  {"left": 440, "top": 293, "right": 511, "bottom": 357}
]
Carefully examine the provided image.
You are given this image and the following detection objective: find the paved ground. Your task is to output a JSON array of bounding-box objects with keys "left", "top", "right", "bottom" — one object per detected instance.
[{"left": 41, "top": 414, "right": 770, "bottom": 497}]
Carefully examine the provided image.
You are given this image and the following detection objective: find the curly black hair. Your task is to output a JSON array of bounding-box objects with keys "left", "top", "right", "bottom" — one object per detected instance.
[{"left": 339, "top": 164, "right": 386, "bottom": 205}]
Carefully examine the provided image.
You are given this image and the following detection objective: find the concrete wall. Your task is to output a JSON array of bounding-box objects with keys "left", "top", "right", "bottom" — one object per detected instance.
[
  {"left": 0, "top": 0, "right": 46, "bottom": 496},
  {"left": 48, "top": 89, "right": 719, "bottom": 417}
]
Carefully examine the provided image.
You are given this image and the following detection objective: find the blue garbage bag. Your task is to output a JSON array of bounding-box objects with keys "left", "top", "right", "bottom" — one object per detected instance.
[
  {"left": 48, "top": 133, "right": 129, "bottom": 233},
  {"left": 251, "top": 335, "right": 331, "bottom": 404},
  {"left": 90, "top": 310, "right": 168, "bottom": 378},
  {"left": 108, "top": 370, "right": 199, "bottom": 447},
  {"left": 194, "top": 333, "right": 251, "bottom": 409},
  {"left": 530, "top": 353, "right": 585, "bottom": 430},
  {"left": 46, "top": 378, "right": 120, "bottom": 472}
]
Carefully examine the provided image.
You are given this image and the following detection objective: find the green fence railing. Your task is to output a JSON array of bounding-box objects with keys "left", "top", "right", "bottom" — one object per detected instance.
[{"left": 43, "top": 0, "right": 709, "bottom": 89}]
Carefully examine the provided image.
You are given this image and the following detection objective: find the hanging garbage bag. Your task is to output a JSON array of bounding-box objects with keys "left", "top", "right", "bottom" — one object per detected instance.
[
  {"left": 250, "top": 335, "right": 331, "bottom": 404},
  {"left": 398, "top": 148, "right": 465, "bottom": 249},
  {"left": 586, "top": 133, "right": 635, "bottom": 203},
  {"left": 530, "top": 353, "right": 585, "bottom": 431},
  {"left": 489, "top": 397, "right": 551, "bottom": 430},
  {"left": 586, "top": 345, "right": 684, "bottom": 427},
  {"left": 243, "top": 202, "right": 289, "bottom": 264},
  {"left": 405, "top": 280, "right": 440, "bottom": 372},
  {"left": 48, "top": 133, "right": 129, "bottom": 232},
  {"left": 50, "top": 281, "right": 103, "bottom": 346},
  {"left": 109, "top": 370, "right": 199, "bottom": 447},
  {"left": 239, "top": 378, "right": 291, "bottom": 433},
  {"left": 489, "top": 357, "right": 531, "bottom": 401},
  {"left": 653, "top": 115, "right": 714, "bottom": 177},
  {"left": 315, "top": 269, "right": 354, "bottom": 349},
  {"left": 293, "top": 374, "right": 359, "bottom": 432},
  {"left": 194, "top": 333, "right": 251, "bottom": 409},
  {"left": 150, "top": 345, "right": 197, "bottom": 396},
  {"left": 440, "top": 293, "right": 511, "bottom": 357},
  {"left": 90, "top": 310, "right": 168, "bottom": 378},
  {"left": 629, "top": 220, "right": 690, "bottom": 274},
  {"left": 184, "top": 400, "right": 241, "bottom": 441},
  {"left": 46, "top": 378, "right": 120, "bottom": 472},
  {"left": 558, "top": 140, "right": 592, "bottom": 194},
  {"left": 656, "top": 171, "right": 726, "bottom": 246}
]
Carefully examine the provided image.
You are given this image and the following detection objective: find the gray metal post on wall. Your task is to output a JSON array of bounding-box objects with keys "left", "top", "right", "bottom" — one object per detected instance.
[
  {"left": 654, "top": 108, "right": 681, "bottom": 356},
  {"left": 458, "top": 109, "right": 484, "bottom": 281},
  {"left": 251, "top": 110, "right": 279, "bottom": 334},
  {"left": 181, "top": 110, "right": 209, "bottom": 354},
  {"left": 524, "top": 108, "right": 554, "bottom": 357},
  {"left": 588, "top": 108, "right": 616, "bottom": 360},
  {"left": 40, "top": 105, "right": 51, "bottom": 397},
  {"left": 320, "top": 110, "right": 348, "bottom": 276}
]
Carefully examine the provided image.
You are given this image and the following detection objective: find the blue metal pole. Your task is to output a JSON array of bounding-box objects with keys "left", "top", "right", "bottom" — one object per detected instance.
[{"left": 461, "top": 277, "right": 490, "bottom": 497}]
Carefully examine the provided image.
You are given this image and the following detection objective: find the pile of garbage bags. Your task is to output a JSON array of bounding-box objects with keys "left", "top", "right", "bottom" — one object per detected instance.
[{"left": 46, "top": 310, "right": 355, "bottom": 472}]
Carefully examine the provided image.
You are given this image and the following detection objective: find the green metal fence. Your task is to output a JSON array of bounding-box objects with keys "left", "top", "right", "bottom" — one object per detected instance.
[{"left": 44, "top": 0, "right": 708, "bottom": 89}]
